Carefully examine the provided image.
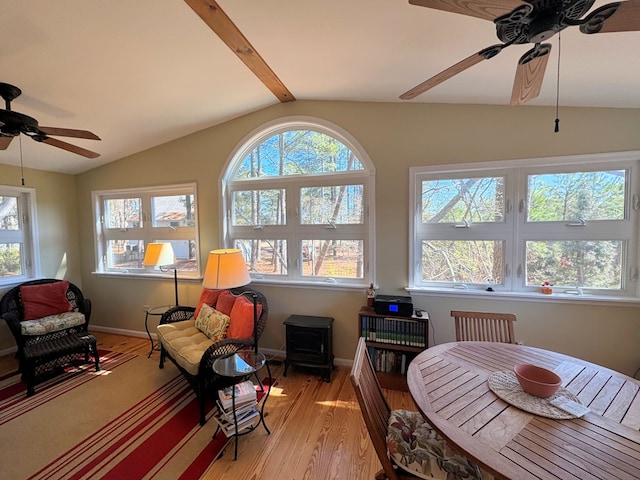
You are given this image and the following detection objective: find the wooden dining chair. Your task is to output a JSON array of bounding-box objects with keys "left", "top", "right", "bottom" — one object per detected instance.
[
  {"left": 350, "top": 337, "right": 483, "bottom": 480},
  {"left": 450, "top": 310, "right": 517, "bottom": 344}
]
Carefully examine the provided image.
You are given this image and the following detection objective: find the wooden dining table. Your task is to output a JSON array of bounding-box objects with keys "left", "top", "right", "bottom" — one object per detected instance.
[{"left": 407, "top": 341, "right": 640, "bottom": 480}]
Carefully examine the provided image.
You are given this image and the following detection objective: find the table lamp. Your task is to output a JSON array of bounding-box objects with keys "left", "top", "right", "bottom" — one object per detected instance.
[
  {"left": 143, "top": 242, "right": 179, "bottom": 306},
  {"left": 202, "top": 248, "right": 258, "bottom": 352}
]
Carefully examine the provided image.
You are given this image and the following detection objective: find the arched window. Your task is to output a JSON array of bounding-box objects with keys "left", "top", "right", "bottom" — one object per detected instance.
[{"left": 221, "top": 116, "right": 375, "bottom": 287}]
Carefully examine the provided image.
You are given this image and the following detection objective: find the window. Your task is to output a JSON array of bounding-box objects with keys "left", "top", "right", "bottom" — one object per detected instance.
[
  {"left": 410, "top": 152, "right": 640, "bottom": 299},
  {"left": 0, "top": 185, "right": 39, "bottom": 286},
  {"left": 92, "top": 183, "right": 200, "bottom": 277},
  {"left": 222, "top": 117, "right": 375, "bottom": 286}
]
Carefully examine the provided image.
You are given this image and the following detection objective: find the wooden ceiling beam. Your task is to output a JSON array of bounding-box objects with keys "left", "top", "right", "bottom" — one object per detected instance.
[{"left": 184, "top": 0, "right": 295, "bottom": 103}]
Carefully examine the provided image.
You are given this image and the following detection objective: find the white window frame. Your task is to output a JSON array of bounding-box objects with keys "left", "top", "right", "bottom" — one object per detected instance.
[
  {"left": 92, "top": 183, "right": 200, "bottom": 278},
  {"left": 0, "top": 185, "right": 40, "bottom": 287},
  {"left": 409, "top": 151, "right": 640, "bottom": 304},
  {"left": 221, "top": 116, "right": 376, "bottom": 288}
]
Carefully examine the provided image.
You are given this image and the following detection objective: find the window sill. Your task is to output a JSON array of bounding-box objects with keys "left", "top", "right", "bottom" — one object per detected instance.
[
  {"left": 93, "top": 271, "right": 369, "bottom": 292},
  {"left": 406, "top": 287, "right": 640, "bottom": 307},
  {"left": 91, "top": 271, "right": 202, "bottom": 282},
  {"left": 250, "top": 277, "right": 369, "bottom": 292}
]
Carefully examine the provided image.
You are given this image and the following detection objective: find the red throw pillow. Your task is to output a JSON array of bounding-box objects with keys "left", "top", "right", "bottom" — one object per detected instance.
[
  {"left": 227, "top": 295, "right": 262, "bottom": 339},
  {"left": 193, "top": 289, "right": 223, "bottom": 319},
  {"left": 20, "top": 281, "right": 73, "bottom": 321},
  {"left": 216, "top": 290, "right": 236, "bottom": 316}
]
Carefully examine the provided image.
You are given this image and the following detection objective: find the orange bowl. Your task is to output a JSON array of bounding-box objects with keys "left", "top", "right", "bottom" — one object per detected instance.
[{"left": 513, "top": 364, "right": 561, "bottom": 398}]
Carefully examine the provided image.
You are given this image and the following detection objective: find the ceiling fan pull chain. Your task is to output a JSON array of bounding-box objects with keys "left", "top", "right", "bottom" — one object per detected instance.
[
  {"left": 554, "top": 32, "right": 562, "bottom": 133},
  {"left": 19, "top": 135, "right": 25, "bottom": 186}
]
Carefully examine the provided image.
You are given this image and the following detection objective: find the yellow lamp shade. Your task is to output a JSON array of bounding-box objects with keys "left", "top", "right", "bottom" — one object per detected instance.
[
  {"left": 143, "top": 242, "right": 175, "bottom": 267},
  {"left": 203, "top": 249, "right": 251, "bottom": 289}
]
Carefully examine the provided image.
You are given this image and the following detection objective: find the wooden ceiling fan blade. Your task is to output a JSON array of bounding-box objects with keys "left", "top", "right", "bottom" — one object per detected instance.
[
  {"left": 408, "top": 0, "right": 529, "bottom": 21},
  {"left": 38, "top": 126, "right": 101, "bottom": 140},
  {"left": 580, "top": 0, "right": 640, "bottom": 34},
  {"left": 37, "top": 136, "right": 101, "bottom": 158},
  {"left": 0, "top": 136, "right": 13, "bottom": 150},
  {"left": 401, "top": 45, "right": 504, "bottom": 100},
  {"left": 510, "top": 44, "right": 551, "bottom": 105}
]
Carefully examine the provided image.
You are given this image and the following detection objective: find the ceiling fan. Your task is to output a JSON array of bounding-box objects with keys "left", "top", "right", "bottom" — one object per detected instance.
[
  {"left": 400, "top": 0, "right": 640, "bottom": 105},
  {"left": 0, "top": 82, "right": 100, "bottom": 158}
]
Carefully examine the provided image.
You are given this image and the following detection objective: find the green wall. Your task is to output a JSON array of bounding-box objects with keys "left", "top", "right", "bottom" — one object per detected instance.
[
  {"left": 0, "top": 163, "right": 82, "bottom": 352},
  {"left": 4, "top": 100, "right": 640, "bottom": 377}
]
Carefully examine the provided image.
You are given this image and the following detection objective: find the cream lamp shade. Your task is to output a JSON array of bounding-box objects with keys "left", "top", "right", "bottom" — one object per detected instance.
[
  {"left": 203, "top": 249, "right": 251, "bottom": 289},
  {"left": 143, "top": 242, "right": 179, "bottom": 305},
  {"left": 143, "top": 242, "right": 175, "bottom": 267}
]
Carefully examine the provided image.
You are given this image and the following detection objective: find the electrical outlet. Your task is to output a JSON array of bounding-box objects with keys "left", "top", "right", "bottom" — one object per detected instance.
[{"left": 143, "top": 304, "right": 151, "bottom": 312}]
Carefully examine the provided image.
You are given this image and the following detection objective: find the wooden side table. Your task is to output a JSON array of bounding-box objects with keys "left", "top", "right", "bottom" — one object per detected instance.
[{"left": 283, "top": 314, "right": 334, "bottom": 382}]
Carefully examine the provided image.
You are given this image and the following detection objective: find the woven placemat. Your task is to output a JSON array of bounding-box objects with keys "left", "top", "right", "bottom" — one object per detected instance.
[{"left": 487, "top": 371, "right": 581, "bottom": 419}]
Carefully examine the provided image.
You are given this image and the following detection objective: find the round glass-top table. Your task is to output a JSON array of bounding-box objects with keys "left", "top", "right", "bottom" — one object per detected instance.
[
  {"left": 212, "top": 350, "right": 266, "bottom": 377},
  {"left": 212, "top": 350, "right": 271, "bottom": 459}
]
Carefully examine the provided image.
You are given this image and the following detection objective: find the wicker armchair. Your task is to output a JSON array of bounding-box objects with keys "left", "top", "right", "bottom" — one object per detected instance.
[
  {"left": 158, "top": 285, "right": 268, "bottom": 425},
  {"left": 1, "top": 278, "right": 92, "bottom": 371}
]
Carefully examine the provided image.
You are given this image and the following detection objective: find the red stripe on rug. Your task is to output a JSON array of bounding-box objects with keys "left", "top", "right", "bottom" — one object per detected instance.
[
  {"left": 178, "top": 433, "right": 230, "bottom": 480},
  {"left": 99, "top": 395, "right": 204, "bottom": 479},
  {"left": 0, "top": 377, "right": 25, "bottom": 401},
  {"left": 0, "top": 369, "right": 18, "bottom": 381},
  {"left": 0, "top": 351, "right": 135, "bottom": 425},
  {"left": 26, "top": 376, "right": 276, "bottom": 480},
  {"left": 175, "top": 377, "right": 276, "bottom": 480},
  {"left": 28, "top": 375, "right": 191, "bottom": 480},
  {"left": 68, "top": 384, "right": 194, "bottom": 480}
]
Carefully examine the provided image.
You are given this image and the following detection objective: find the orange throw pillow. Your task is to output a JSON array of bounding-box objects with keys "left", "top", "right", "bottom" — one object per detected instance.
[
  {"left": 194, "top": 289, "right": 222, "bottom": 319},
  {"left": 227, "top": 295, "right": 262, "bottom": 339},
  {"left": 20, "top": 281, "right": 72, "bottom": 321},
  {"left": 216, "top": 290, "right": 236, "bottom": 316}
]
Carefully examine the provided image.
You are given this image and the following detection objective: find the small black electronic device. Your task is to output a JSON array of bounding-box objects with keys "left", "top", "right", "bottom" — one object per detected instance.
[{"left": 373, "top": 294, "right": 413, "bottom": 317}]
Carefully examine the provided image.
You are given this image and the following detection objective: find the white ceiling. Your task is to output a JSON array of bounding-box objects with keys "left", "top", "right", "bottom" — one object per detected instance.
[{"left": 1, "top": 0, "right": 638, "bottom": 175}]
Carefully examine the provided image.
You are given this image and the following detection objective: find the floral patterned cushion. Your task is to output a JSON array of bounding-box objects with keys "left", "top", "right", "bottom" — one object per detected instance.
[
  {"left": 386, "top": 409, "right": 482, "bottom": 480},
  {"left": 195, "top": 303, "right": 230, "bottom": 342},
  {"left": 20, "top": 311, "right": 86, "bottom": 336}
]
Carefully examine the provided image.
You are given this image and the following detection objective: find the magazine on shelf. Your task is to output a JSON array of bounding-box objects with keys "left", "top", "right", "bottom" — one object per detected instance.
[
  {"left": 216, "top": 398, "right": 257, "bottom": 421},
  {"left": 215, "top": 406, "right": 260, "bottom": 435},
  {"left": 218, "top": 380, "right": 257, "bottom": 410}
]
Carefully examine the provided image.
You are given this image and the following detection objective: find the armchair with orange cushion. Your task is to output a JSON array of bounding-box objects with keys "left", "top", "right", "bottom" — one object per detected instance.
[{"left": 156, "top": 285, "right": 268, "bottom": 425}]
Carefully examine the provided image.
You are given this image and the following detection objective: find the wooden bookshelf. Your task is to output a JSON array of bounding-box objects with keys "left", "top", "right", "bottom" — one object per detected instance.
[{"left": 358, "top": 306, "right": 428, "bottom": 391}]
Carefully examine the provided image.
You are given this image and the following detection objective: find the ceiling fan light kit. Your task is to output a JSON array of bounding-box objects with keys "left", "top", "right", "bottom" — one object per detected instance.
[
  {"left": 401, "top": 0, "right": 640, "bottom": 106},
  {"left": 0, "top": 82, "right": 101, "bottom": 158}
]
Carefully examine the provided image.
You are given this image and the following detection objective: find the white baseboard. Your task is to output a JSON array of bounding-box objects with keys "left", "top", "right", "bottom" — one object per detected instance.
[
  {"left": 90, "top": 324, "right": 154, "bottom": 340},
  {"left": 0, "top": 345, "right": 17, "bottom": 357},
  {"left": 260, "top": 347, "right": 352, "bottom": 367},
  {"left": 88, "top": 325, "right": 353, "bottom": 367}
]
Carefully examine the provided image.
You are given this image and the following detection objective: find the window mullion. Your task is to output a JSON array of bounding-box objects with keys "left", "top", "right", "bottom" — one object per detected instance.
[
  {"left": 412, "top": 154, "right": 638, "bottom": 295},
  {"left": 225, "top": 119, "right": 373, "bottom": 285}
]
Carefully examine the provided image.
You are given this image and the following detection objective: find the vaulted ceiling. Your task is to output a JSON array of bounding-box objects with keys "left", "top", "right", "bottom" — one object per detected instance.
[{"left": 1, "top": 0, "right": 638, "bottom": 174}]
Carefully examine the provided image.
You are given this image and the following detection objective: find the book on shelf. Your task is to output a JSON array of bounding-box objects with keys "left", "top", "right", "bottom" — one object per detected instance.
[
  {"left": 360, "top": 314, "right": 427, "bottom": 348},
  {"left": 367, "top": 347, "right": 412, "bottom": 375},
  {"left": 218, "top": 380, "right": 257, "bottom": 410}
]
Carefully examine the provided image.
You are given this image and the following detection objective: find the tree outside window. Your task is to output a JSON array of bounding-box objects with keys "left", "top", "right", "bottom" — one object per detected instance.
[{"left": 223, "top": 118, "right": 374, "bottom": 286}]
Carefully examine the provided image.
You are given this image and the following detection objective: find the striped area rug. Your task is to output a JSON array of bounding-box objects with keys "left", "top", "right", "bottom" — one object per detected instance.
[{"left": 0, "top": 351, "right": 229, "bottom": 480}]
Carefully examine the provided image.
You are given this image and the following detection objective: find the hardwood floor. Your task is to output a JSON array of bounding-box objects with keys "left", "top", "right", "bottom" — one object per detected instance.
[{"left": 0, "top": 331, "right": 416, "bottom": 480}]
